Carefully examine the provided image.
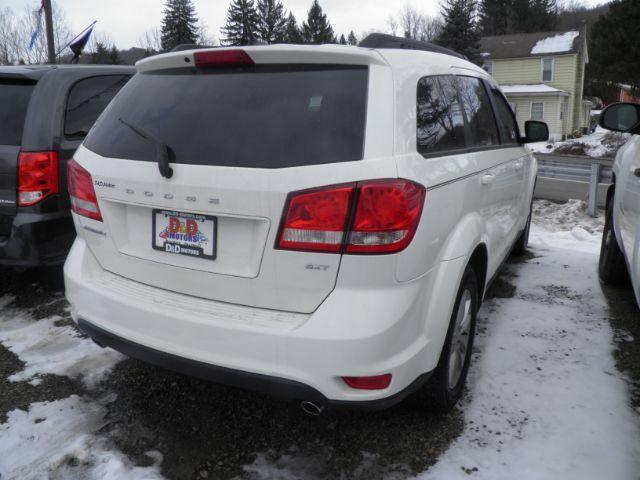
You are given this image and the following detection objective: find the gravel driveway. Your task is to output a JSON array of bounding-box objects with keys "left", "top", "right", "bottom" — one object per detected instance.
[{"left": 1, "top": 201, "right": 639, "bottom": 480}]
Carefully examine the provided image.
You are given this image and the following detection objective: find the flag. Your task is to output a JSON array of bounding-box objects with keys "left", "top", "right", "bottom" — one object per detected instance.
[
  {"left": 27, "top": 0, "right": 45, "bottom": 52},
  {"left": 69, "top": 21, "right": 96, "bottom": 63}
]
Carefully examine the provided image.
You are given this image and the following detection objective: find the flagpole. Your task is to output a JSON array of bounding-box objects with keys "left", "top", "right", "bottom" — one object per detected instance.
[{"left": 43, "top": 0, "right": 55, "bottom": 64}]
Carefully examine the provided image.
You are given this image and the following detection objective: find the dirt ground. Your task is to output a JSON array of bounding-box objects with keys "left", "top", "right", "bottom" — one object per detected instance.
[{"left": 0, "top": 239, "right": 639, "bottom": 479}]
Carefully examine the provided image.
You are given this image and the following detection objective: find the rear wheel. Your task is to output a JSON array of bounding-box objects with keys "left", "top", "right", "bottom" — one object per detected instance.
[
  {"left": 415, "top": 265, "right": 478, "bottom": 413},
  {"left": 599, "top": 199, "right": 630, "bottom": 286}
]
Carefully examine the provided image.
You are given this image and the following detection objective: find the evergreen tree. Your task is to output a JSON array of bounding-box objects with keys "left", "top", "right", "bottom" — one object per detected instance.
[
  {"left": 257, "top": 0, "right": 287, "bottom": 44},
  {"left": 160, "top": 0, "right": 199, "bottom": 52},
  {"left": 529, "top": 0, "right": 557, "bottom": 32},
  {"left": 221, "top": 0, "right": 260, "bottom": 46},
  {"left": 108, "top": 46, "right": 122, "bottom": 65},
  {"left": 301, "top": 0, "right": 335, "bottom": 44},
  {"left": 506, "top": 0, "right": 557, "bottom": 34},
  {"left": 438, "top": 0, "right": 481, "bottom": 64},
  {"left": 90, "top": 43, "right": 110, "bottom": 64},
  {"left": 284, "top": 12, "right": 304, "bottom": 44},
  {"left": 590, "top": 0, "right": 640, "bottom": 94},
  {"left": 339, "top": 34, "right": 347, "bottom": 45},
  {"left": 479, "top": 0, "right": 509, "bottom": 36},
  {"left": 347, "top": 31, "right": 358, "bottom": 45}
]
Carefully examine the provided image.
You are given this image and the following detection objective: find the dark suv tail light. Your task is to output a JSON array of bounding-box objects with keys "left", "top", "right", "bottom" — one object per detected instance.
[
  {"left": 276, "top": 179, "right": 425, "bottom": 255},
  {"left": 17, "top": 151, "right": 59, "bottom": 206},
  {"left": 67, "top": 159, "right": 102, "bottom": 221}
]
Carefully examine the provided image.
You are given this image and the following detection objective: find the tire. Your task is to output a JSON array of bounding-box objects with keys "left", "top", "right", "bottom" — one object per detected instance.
[
  {"left": 511, "top": 206, "right": 532, "bottom": 257},
  {"left": 415, "top": 265, "right": 479, "bottom": 413},
  {"left": 599, "top": 200, "right": 630, "bottom": 286}
]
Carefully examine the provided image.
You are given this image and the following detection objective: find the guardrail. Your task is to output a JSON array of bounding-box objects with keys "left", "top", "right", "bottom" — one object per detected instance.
[{"left": 534, "top": 153, "right": 614, "bottom": 217}]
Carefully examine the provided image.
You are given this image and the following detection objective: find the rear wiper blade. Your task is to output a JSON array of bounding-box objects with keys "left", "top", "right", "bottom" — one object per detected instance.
[{"left": 118, "top": 117, "right": 173, "bottom": 179}]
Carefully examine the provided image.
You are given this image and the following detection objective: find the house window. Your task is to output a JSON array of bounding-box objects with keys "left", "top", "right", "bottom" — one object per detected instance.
[
  {"left": 542, "top": 58, "right": 554, "bottom": 82},
  {"left": 531, "top": 102, "right": 544, "bottom": 120},
  {"left": 484, "top": 61, "right": 494, "bottom": 76}
]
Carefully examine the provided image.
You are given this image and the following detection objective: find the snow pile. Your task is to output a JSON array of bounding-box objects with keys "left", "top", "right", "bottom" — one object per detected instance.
[
  {"left": 532, "top": 199, "right": 604, "bottom": 235},
  {"left": 424, "top": 206, "right": 640, "bottom": 479},
  {"left": 0, "top": 309, "right": 122, "bottom": 388},
  {"left": 0, "top": 396, "right": 163, "bottom": 480},
  {"left": 530, "top": 31, "right": 579, "bottom": 55},
  {"left": 528, "top": 131, "right": 630, "bottom": 159}
]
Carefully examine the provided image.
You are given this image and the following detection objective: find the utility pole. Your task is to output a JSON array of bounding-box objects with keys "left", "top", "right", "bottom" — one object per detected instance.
[{"left": 43, "top": 0, "right": 56, "bottom": 64}]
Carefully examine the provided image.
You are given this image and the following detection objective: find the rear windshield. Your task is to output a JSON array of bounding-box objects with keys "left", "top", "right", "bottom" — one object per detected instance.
[
  {"left": 84, "top": 65, "right": 369, "bottom": 168},
  {"left": 0, "top": 79, "right": 36, "bottom": 146}
]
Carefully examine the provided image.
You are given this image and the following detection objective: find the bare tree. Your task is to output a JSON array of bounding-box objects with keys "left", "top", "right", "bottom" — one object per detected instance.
[
  {"left": 389, "top": 5, "right": 443, "bottom": 42},
  {"left": 386, "top": 15, "right": 398, "bottom": 36},
  {"left": 0, "top": 4, "right": 72, "bottom": 65},
  {"left": 137, "top": 27, "right": 162, "bottom": 53}
]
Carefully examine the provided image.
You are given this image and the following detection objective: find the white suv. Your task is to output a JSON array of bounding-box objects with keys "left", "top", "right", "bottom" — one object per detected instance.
[
  {"left": 598, "top": 102, "right": 640, "bottom": 309},
  {"left": 64, "top": 35, "right": 546, "bottom": 413}
]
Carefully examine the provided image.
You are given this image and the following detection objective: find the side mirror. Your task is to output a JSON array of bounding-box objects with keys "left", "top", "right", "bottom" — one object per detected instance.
[
  {"left": 523, "top": 120, "right": 549, "bottom": 143},
  {"left": 599, "top": 102, "right": 640, "bottom": 134}
]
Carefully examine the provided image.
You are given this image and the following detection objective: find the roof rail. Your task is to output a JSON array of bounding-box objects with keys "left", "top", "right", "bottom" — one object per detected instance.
[
  {"left": 358, "top": 33, "right": 467, "bottom": 61},
  {"left": 170, "top": 44, "right": 216, "bottom": 52}
]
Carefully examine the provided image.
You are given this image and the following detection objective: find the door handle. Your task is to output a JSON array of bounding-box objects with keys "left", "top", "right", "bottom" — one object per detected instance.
[
  {"left": 634, "top": 168, "right": 640, "bottom": 178},
  {"left": 481, "top": 174, "right": 495, "bottom": 185}
]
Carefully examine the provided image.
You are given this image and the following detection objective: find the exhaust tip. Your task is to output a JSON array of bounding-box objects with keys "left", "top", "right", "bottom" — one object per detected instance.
[{"left": 300, "top": 401, "right": 324, "bottom": 416}]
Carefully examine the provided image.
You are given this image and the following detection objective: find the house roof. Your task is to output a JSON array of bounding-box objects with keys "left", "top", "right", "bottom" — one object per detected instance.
[
  {"left": 480, "top": 29, "right": 584, "bottom": 60},
  {"left": 500, "top": 84, "right": 569, "bottom": 96}
]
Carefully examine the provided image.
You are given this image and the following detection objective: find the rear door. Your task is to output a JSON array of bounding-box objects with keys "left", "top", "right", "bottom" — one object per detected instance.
[
  {"left": 75, "top": 57, "right": 395, "bottom": 314},
  {"left": 456, "top": 76, "right": 523, "bottom": 269},
  {"left": 0, "top": 78, "right": 36, "bottom": 217}
]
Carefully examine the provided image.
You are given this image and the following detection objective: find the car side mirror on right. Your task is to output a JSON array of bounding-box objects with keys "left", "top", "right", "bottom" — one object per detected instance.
[
  {"left": 523, "top": 120, "right": 549, "bottom": 144},
  {"left": 599, "top": 102, "right": 640, "bottom": 134}
]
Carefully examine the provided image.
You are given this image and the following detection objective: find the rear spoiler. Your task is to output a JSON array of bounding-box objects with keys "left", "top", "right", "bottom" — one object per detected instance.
[{"left": 135, "top": 44, "right": 389, "bottom": 72}]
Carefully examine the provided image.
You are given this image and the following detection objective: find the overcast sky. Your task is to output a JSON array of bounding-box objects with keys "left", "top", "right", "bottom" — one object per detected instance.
[{"left": 4, "top": 0, "right": 608, "bottom": 50}]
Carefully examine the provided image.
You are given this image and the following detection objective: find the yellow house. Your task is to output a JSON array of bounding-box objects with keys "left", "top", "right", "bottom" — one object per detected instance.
[{"left": 481, "top": 28, "right": 592, "bottom": 140}]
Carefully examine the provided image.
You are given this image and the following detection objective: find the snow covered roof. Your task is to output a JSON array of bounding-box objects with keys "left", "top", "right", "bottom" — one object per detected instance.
[
  {"left": 480, "top": 29, "right": 585, "bottom": 60},
  {"left": 500, "top": 84, "right": 569, "bottom": 96},
  {"left": 531, "top": 31, "right": 580, "bottom": 55}
]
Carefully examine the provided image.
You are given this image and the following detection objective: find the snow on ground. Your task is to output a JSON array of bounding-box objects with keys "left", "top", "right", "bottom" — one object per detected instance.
[
  {"left": 0, "top": 395, "right": 163, "bottom": 480},
  {"left": 527, "top": 131, "right": 630, "bottom": 158},
  {"left": 0, "top": 302, "right": 122, "bottom": 388},
  {"left": 530, "top": 31, "right": 579, "bottom": 55},
  {"left": 424, "top": 201, "right": 640, "bottom": 480}
]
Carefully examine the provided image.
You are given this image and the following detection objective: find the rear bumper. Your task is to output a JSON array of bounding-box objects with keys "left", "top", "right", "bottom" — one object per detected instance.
[
  {"left": 0, "top": 211, "right": 75, "bottom": 267},
  {"left": 78, "top": 318, "right": 431, "bottom": 410},
  {"left": 65, "top": 238, "right": 462, "bottom": 405}
]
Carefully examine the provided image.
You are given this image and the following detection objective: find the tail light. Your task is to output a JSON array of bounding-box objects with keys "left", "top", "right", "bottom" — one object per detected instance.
[
  {"left": 17, "top": 151, "right": 59, "bottom": 206},
  {"left": 343, "top": 374, "right": 392, "bottom": 390},
  {"left": 276, "top": 179, "right": 425, "bottom": 255},
  {"left": 194, "top": 49, "right": 254, "bottom": 68},
  {"left": 67, "top": 159, "right": 102, "bottom": 221}
]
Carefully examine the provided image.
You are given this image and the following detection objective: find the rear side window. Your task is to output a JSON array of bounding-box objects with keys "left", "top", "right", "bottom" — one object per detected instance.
[
  {"left": 0, "top": 79, "right": 35, "bottom": 145},
  {"left": 65, "top": 75, "right": 130, "bottom": 138},
  {"left": 84, "top": 65, "right": 368, "bottom": 168},
  {"left": 491, "top": 88, "right": 520, "bottom": 144},
  {"left": 417, "top": 76, "right": 466, "bottom": 154},
  {"left": 456, "top": 76, "right": 499, "bottom": 148}
]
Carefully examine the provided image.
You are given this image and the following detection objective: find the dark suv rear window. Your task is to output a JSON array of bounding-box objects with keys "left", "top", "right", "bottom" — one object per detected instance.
[
  {"left": 65, "top": 75, "right": 130, "bottom": 138},
  {"left": 84, "top": 65, "right": 369, "bottom": 168},
  {"left": 0, "top": 79, "right": 36, "bottom": 145}
]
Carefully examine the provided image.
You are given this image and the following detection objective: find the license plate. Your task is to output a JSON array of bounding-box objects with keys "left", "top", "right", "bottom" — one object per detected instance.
[{"left": 152, "top": 209, "right": 217, "bottom": 260}]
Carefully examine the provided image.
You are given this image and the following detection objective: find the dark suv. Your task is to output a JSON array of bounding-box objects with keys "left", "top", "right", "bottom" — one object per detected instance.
[{"left": 0, "top": 65, "right": 133, "bottom": 267}]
